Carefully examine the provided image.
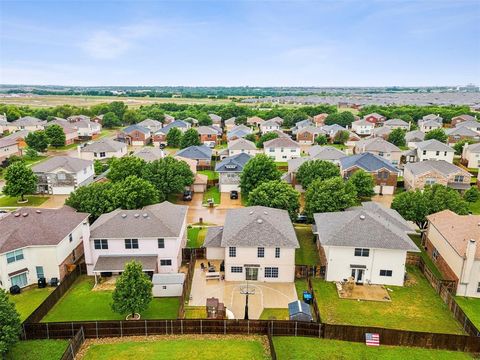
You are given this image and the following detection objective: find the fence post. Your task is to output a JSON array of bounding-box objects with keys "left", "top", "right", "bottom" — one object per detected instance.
[
  {"left": 247, "top": 320, "right": 249, "bottom": 335},
  {"left": 200, "top": 319, "right": 203, "bottom": 335},
  {"left": 46, "top": 323, "right": 49, "bottom": 339},
  {"left": 96, "top": 321, "right": 98, "bottom": 339},
  {"left": 318, "top": 323, "right": 321, "bottom": 338},
  {"left": 165, "top": 320, "right": 168, "bottom": 335},
  {"left": 145, "top": 320, "right": 147, "bottom": 336},
  {"left": 181, "top": 319, "right": 183, "bottom": 335},
  {"left": 271, "top": 321, "right": 274, "bottom": 336},
  {"left": 224, "top": 320, "right": 226, "bottom": 335},
  {"left": 22, "top": 324, "right": 26, "bottom": 340},
  {"left": 295, "top": 321, "right": 297, "bottom": 337},
  {"left": 71, "top": 322, "right": 74, "bottom": 337},
  {"left": 171, "top": 320, "right": 173, "bottom": 335},
  {"left": 69, "top": 343, "right": 74, "bottom": 359},
  {"left": 120, "top": 321, "right": 123, "bottom": 337}
]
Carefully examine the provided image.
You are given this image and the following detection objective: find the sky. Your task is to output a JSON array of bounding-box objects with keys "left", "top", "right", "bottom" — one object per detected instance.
[{"left": 0, "top": 0, "right": 479, "bottom": 87}]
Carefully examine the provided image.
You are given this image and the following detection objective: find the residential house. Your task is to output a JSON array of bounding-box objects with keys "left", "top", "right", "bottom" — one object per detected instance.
[
  {"left": 79, "top": 138, "right": 127, "bottom": 161},
  {"left": 371, "top": 126, "right": 392, "bottom": 139},
  {"left": 164, "top": 114, "right": 175, "bottom": 125},
  {"left": 227, "top": 125, "right": 252, "bottom": 141},
  {"left": 85, "top": 202, "right": 188, "bottom": 279},
  {"left": 215, "top": 153, "right": 251, "bottom": 192},
  {"left": 32, "top": 156, "right": 94, "bottom": 195},
  {"left": 137, "top": 118, "right": 163, "bottom": 133},
  {"left": 354, "top": 137, "right": 402, "bottom": 166},
  {"left": 296, "top": 126, "right": 327, "bottom": 144},
  {"left": 74, "top": 120, "right": 102, "bottom": 139},
  {"left": 0, "top": 207, "right": 90, "bottom": 289},
  {"left": 263, "top": 137, "right": 301, "bottom": 162},
  {"left": 247, "top": 116, "right": 264, "bottom": 127},
  {"left": 405, "top": 130, "right": 425, "bottom": 148},
  {"left": 405, "top": 139, "right": 455, "bottom": 163},
  {"left": 339, "top": 153, "right": 399, "bottom": 195},
  {"left": 271, "top": 129, "right": 290, "bottom": 138},
  {"left": 313, "top": 113, "right": 329, "bottom": 127},
  {"left": 422, "top": 114, "right": 443, "bottom": 123},
  {"left": 204, "top": 206, "right": 299, "bottom": 282},
  {"left": 419, "top": 119, "right": 443, "bottom": 133},
  {"left": 183, "top": 117, "right": 199, "bottom": 127},
  {"left": 174, "top": 155, "right": 208, "bottom": 193},
  {"left": 455, "top": 120, "right": 480, "bottom": 133},
  {"left": 291, "top": 119, "right": 314, "bottom": 135},
  {"left": 0, "top": 130, "right": 29, "bottom": 150},
  {"left": 0, "top": 137, "right": 21, "bottom": 164},
  {"left": 461, "top": 142, "right": 480, "bottom": 168},
  {"left": 224, "top": 117, "right": 237, "bottom": 131},
  {"left": 451, "top": 114, "right": 477, "bottom": 127},
  {"left": 133, "top": 147, "right": 165, "bottom": 162},
  {"left": 268, "top": 116, "right": 284, "bottom": 125},
  {"left": 67, "top": 115, "right": 91, "bottom": 123},
  {"left": 363, "top": 113, "right": 386, "bottom": 125},
  {"left": 313, "top": 202, "right": 418, "bottom": 286},
  {"left": 119, "top": 124, "right": 151, "bottom": 146},
  {"left": 351, "top": 119, "right": 375, "bottom": 136},
  {"left": 424, "top": 210, "right": 480, "bottom": 298},
  {"left": 0, "top": 116, "right": 8, "bottom": 134},
  {"left": 152, "top": 120, "right": 190, "bottom": 146},
  {"left": 383, "top": 118, "right": 410, "bottom": 130},
  {"left": 197, "top": 126, "right": 219, "bottom": 148},
  {"left": 404, "top": 160, "right": 471, "bottom": 191},
  {"left": 446, "top": 126, "right": 480, "bottom": 145},
  {"left": 260, "top": 119, "right": 281, "bottom": 134},
  {"left": 227, "top": 138, "right": 259, "bottom": 158},
  {"left": 91, "top": 114, "right": 104, "bottom": 124},
  {"left": 48, "top": 118, "right": 78, "bottom": 145},
  {"left": 6, "top": 116, "right": 46, "bottom": 132},
  {"left": 209, "top": 114, "right": 222, "bottom": 126},
  {"left": 175, "top": 145, "right": 212, "bottom": 169}
]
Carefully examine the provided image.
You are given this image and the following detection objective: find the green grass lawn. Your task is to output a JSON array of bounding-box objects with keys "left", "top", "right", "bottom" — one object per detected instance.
[
  {"left": 23, "top": 155, "right": 48, "bottom": 166},
  {"left": 299, "top": 266, "right": 464, "bottom": 334},
  {"left": 202, "top": 186, "right": 221, "bottom": 205},
  {"left": 42, "top": 276, "right": 179, "bottom": 322},
  {"left": 294, "top": 225, "right": 320, "bottom": 266},
  {"left": 184, "top": 306, "right": 206, "bottom": 318},
  {"left": 259, "top": 308, "right": 289, "bottom": 320},
  {"left": 187, "top": 226, "right": 208, "bottom": 247},
  {"left": 455, "top": 296, "right": 480, "bottom": 330},
  {"left": 82, "top": 337, "right": 270, "bottom": 360},
  {"left": 410, "top": 234, "right": 443, "bottom": 279},
  {"left": 48, "top": 142, "right": 79, "bottom": 151},
  {"left": 7, "top": 339, "right": 68, "bottom": 360},
  {"left": 0, "top": 195, "right": 49, "bottom": 207},
  {"left": 469, "top": 198, "right": 480, "bottom": 214},
  {"left": 9, "top": 287, "right": 53, "bottom": 321},
  {"left": 273, "top": 337, "right": 474, "bottom": 360},
  {"left": 275, "top": 161, "right": 288, "bottom": 167},
  {"left": 198, "top": 169, "right": 219, "bottom": 180}
]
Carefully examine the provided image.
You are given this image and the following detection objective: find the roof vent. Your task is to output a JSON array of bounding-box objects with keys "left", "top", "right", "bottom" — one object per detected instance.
[
  {"left": 142, "top": 213, "right": 148, "bottom": 218},
  {"left": 249, "top": 211, "right": 254, "bottom": 215},
  {"left": 121, "top": 214, "right": 127, "bottom": 218},
  {"left": 22, "top": 213, "right": 28, "bottom": 217},
  {"left": 263, "top": 211, "right": 268, "bottom": 215},
  {"left": 359, "top": 215, "right": 366, "bottom": 220},
  {"left": 134, "top": 213, "right": 140, "bottom": 218},
  {"left": 36, "top": 210, "right": 42, "bottom": 214},
  {"left": 257, "top": 219, "right": 263, "bottom": 224},
  {"left": 14, "top": 213, "right": 20, "bottom": 217}
]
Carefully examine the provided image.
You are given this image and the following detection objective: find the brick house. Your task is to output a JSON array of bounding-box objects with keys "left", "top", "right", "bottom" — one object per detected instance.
[
  {"left": 403, "top": 160, "right": 471, "bottom": 191},
  {"left": 296, "top": 126, "right": 327, "bottom": 144},
  {"left": 313, "top": 113, "right": 329, "bottom": 126},
  {"left": 119, "top": 125, "right": 151, "bottom": 146},
  {"left": 451, "top": 114, "right": 477, "bottom": 127},
  {"left": 363, "top": 113, "right": 386, "bottom": 125},
  {"left": 197, "top": 126, "right": 219, "bottom": 147}
]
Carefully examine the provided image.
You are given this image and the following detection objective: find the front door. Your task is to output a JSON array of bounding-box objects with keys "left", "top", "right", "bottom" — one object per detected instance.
[
  {"left": 245, "top": 267, "right": 258, "bottom": 281},
  {"left": 351, "top": 268, "right": 365, "bottom": 284}
]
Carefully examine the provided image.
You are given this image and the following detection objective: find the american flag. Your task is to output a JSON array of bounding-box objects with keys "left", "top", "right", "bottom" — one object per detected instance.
[{"left": 365, "top": 333, "right": 380, "bottom": 346}]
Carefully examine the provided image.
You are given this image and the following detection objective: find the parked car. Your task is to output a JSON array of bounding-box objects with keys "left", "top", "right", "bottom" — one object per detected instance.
[
  {"left": 183, "top": 190, "right": 193, "bottom": 201},
  {"left": 296, "top": 213, "right": 308, "bottom": 223},
  {"left": 230, "top": 190, "right": 239, "bottom": 199}
]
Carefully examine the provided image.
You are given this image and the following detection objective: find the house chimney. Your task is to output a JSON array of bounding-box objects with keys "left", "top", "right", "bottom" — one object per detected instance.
[{"left": 460, "top": 239, "right": 477, "bottom": 284}]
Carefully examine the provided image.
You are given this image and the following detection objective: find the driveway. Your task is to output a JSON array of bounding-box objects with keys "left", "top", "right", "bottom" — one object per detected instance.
[
  {"left": 371, "top": 194, "right": 394, "bottom": 208},
  {"left": 38, "top": 195, "right": 69, "bottom": 209}
]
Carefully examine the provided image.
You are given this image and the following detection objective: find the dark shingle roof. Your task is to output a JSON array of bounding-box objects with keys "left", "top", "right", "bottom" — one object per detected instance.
[
  {"left": 339, "top": 153, "right": 399, "bottom": 173},
  {"left": 32, "top": 156, "right": 92, "bottom": 173},
  {"left": 176, "top": 145, "right": 212, "bottom": 160},
  {"left": 215, "top": 153, "right": 251, "bottom": 172}
]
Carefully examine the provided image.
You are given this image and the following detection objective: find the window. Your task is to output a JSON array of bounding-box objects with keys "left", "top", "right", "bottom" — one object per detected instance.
[
  {"left": 454, "top": 175, "right": 464, "bottom": 183},
  {"left": 426, "top": 177, "right": 436, "bottom": 185},
  {"left": 69, "top": 233, "right": 73, "bottom": 243},
  {"left": 160, "top": 259, "right": 172, "bottom": 266},
  {"left": 162, "top": 285, "right": 167, "bottom": 290},
  {"left": 378, "top": 151, "right": 384, "bottom": 157},
  {"left": 57, "top": 172, "right": 66, "bottom": 180},
  {"left": 10, "top": 273, "right": 28, "bottom": 288},
  {"left": 93, "top": 152, "right": 97, "bottom": 157},
  {"left": 377, "top": 171, "right": 389, "bottom": 180},
  {"left": 125, "top": 239, "right": 139, "bottom": 249},
  {"left": 422, "top": 150, "right": 427, "bottom": 155},
  {"left": 265, "top": 267, "right": 279, "bottom": 278},
  {"left": 275, "top": 247, "right": 280, "bottom": 258},
  {"left": 229, "top": 247, "right": 236, "bottom": 257},
  {"left": 436, "top": 151, "right": 440, "bottom": 156},
  {"left": 380, "top": 270, "right": 393, "bottom": 277},
  {"left": 6, "top": 249, "right": 24, "bottom": 264},
  {"left": 158, "top": 238, "right": 165, "bottom": 248},
  {"left": 100, "top": 152, "right": 106, "bottom": 157},
  {"left": 94, "top": 239, "right": 108, "bottom": 250},
  {"left": 432, "top": 248, "right": 439, "bottom": 261},
  {"left": 444, "top": 151, "right": 447, "bottom": 156},
  {"left": 231, "top": 266, "right": 243, "bottom": 273},
  {"left": 269, "top": 148, "right": 274, "bottom": 152},
  {"left": 36, "top": 266, "right": 44, "bottom": 279},
  {"left": 477, "top": 282, "right": 480, "bottom": 293},
  {"left": 257, "top": 247, "right": 265, "bottom": 258},
  {"left": 354, "top": 248, "right": 370, "bottom": 257}
]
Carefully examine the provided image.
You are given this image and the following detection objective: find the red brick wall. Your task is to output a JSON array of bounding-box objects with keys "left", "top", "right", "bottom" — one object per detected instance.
[
  {"left": 424, "top": 238, "right": 459, "bottom": 282},
  {"left": 58, "top": 242, "right": 85, "bottom": 281}
]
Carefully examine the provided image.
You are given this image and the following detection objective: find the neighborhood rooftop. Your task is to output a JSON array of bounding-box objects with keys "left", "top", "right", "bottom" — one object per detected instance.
[
  {"left": 32, "top": 156, "right": 92, "bottom": 173},
  {"left": 81, "top": 138, "right": 126, "bottom": 152},
  {"left": 339, "top": 152, "right": 399, "bottom": 173},
  {"left": 405, "top": 160, "right": 470, "bottom": 177}
]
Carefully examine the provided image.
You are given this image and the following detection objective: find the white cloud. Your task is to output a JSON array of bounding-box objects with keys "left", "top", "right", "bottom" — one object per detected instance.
[{"left": 81, "top": 31, "right": 131, "bottom": 59}]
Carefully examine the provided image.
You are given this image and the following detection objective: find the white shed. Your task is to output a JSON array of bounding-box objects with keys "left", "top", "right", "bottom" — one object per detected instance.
[{"left": 152, "top": 273, "right": 185, "bottom": 297}]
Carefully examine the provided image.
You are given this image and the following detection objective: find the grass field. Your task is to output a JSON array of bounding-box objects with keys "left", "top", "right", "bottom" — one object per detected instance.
[
  {"left": 184, "top": 306, "right": 206, "bottom": 318},
  {"left": 410, "top": 234, "right": 443, "bottom": 279},
  {"left": 297, "top": 266, "right": 464, "bottom": 334},
  {"left": 42, "top": 276, "right": 179, "bottom": 322},
  {"left": 469, "top": 198, "right": 480, "bottom": 214},
  {"left": 198, "top": 169, "right": 219, "bottom": 180},
  {"left": 273, "top": 337, "right": 474, "bottom": 360},
  {"left": 187, "top": 226, "right": 208, "bottom": 247},
  {"left": 294, "top": 225, "right": 320, "bottom": 266},
  {"left": 81, "top": 336, "right": 270, "bottom": 360},
  {"left": 455, "top": 296, "right": 480, "bottom": 329},
  {"left": 9, "top": 287, "right": 53, "bottom": 321},
  {"left": 0, "top": 195, "right": 49, "bottom": 207},
  {"left": 7, "top": 339, "right": 68, "bottom": 360},
  {"left": 48, "top": 143, "right": 79, "bottom": 151},
  {"left": 202, "top": 186, "right": 221, "bottom": 205},
  {"left": 259, "top": 308, "right": 289, "bottom": 320}
]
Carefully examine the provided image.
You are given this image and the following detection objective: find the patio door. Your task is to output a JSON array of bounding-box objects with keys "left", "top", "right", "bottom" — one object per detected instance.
[
  {"left": 351, "top": 268, "right": 365, "bottom": 284},
  {"left": 245, "top": 267, "right": 258, "bottom": 281}
]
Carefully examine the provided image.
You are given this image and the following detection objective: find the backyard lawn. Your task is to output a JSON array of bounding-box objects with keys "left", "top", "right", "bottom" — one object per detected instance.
[
  {"left": 184, "top": 306, "right": 206, "bottom": 318},
  {"left": 260, "top": 308, "right": 289, "bottom": 320},
  {"left": 294, "top": 225, "right": 320, "bottom": 266},
  {"left": 202, "top": 186, "right": 221, "bottom": 205},
  {"left": 9, "top": 287, "right": 53, "bottom": 321},
  {"left": 187, "top": 226, "right": 208, "bottom": 247},
  {"left": 81, "top": 336, "right": 270, "bottom": 360},
  {"left": 296, "top": 266, "right": 464, "bottom": 334},
  {"left": 42, "top": 276, "right": 179, "bottom": 322},
  {"left": 198, "top": 169, "right": 219, "bottom": 180},
  {"left": 23, "top": 155, "right": 48, "bottom": 166},
  {"left": 273, "top": 337, "right": 475, "bottom": 360},
  {"left": 469, "top": 198, "right": 480, "bottom": 214},
  {"left": 7, "top": 339, "right": 68, "bottom": 360},
  {"left": 0, "top": 195, "right": 49, "bottom": 207},
  {"left": 410, "top": 234, "right": 443, "bottom": 279},
  {"left": 455, "top": 296, "right": 480, "bottom": 329}
]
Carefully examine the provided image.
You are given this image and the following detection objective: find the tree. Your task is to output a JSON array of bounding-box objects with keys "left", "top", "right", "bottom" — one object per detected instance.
[
  {"left": 107, "top": 156, "right": 146, "bottom": 182},
  {"left": 425, "top": 128, "right": 448, "bottom": 143},
  {"left": 387, "top": 128, "right": 406, "bottom": 147},
  {"left": 24, "top": 147, "right": 38, "bottom": 159},
  {"left": 45, "top": 124, "right": 66, "bottom": 147},
  {"left": 143, "top": 157, "right": 194, "bottom": 201},
  {"left": 66, "top": 182, "right": 119, "bottom": 219},
  {"left": 348, "top": 170, "right": 375, "bottom": 199},
  {"left": 180, "top": 128, "right": 201, "bottom": 148},
  {"left": 333, "top": 130, "right": 350, "bottom": 144},
  {"left": 247, "top": 180, "right": 300, "bottom": 220},
  {"left": 123, "top": 109, "right": 139, "bottom": 124},
  {"left": 94, "top": 159, "right": 108, "bottom": 175},
  {"left": 235, "top": 115, "right": 247, "bottom": 125},
  {"left": 304, "top": 177, "right": 357, "bottom": 220},
  {"left": 315, "top": 134, "right": 328, "bottom": 145},
  {"left": 453, "top": 139, "right": 473, "bottom": 156},
  {"left": 324, "top": 112, "right": 355, "bottom": 127},
  {"left": 25, "top": 131, "right": 49, "bottom": 152},
  {"left": 112, "top": 176, "right": 160, "bottom": 210},
  {"left": 111, "top": 261, "right": 153, "bottom": 319},
  {"left": 464, "top": 187, "right": 480, "bottom": 203},
  {"left": 256, "top": 132, "right": 278, "bottom": 148},
  {"left": 3, "top": 162, "right": 37, "bottom": 202},
  {"left": 102, "top": 112, "right": 121, "bottom": 128},
  {"left": 166, "top": 127, "right": 183, "bottom": 148},
  {"left": 296, "top": 160, "right": 340, "bottom": 189},
  {"left": 392, "top": 184, "right": 469, "bottom": 229},
  {"left": 239, "top": 154, "right": 281, "bottom": 198},
  {"left": 244, "top": 133, "right": 257, "bottom": 143},
  {"left": 0, "top": 289, "right": 21, "bottom": 357},
  {"left": 197, "top": 113, "right": 213, "bottom": 126},
  {"left": 108, "top": 101, "right": 128, "bottom": 119}
]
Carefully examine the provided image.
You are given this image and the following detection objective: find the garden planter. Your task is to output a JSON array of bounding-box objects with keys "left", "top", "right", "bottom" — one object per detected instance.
[{"left": 126, "top": 313, "right": 141, "bottom": 320}]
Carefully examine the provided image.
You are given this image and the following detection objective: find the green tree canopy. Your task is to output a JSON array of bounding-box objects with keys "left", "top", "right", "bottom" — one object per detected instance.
[
  {"left": 315, "top": 134, "right": 328, "bottom": 145},
  {"left": 324, "top": 112, "right": 355, "bottom": 127},
  {"left": 66, "top": 182, "right": 118, "bottom": 219},
  {"left": 424, "top": 128, "right": 448, "bottom": 143},
  {"left": 256, "top": 132, "right": 279, "bottom": 148},
  {"left": 0, "top": 289, "right": 21, "bottom": 357},
  {"left": 111, "top": 261, "right": 153, "bottom": 318},
  {"left": 453, "top": 139, "right": 473, "bottom": 156},
  {"left": 107, "top": 156, "right": 146, "bottom": 182},
  {"left": 123, "top": 109, "right": 140, "bottom": 125},
  {"left": 108, "top": 101, "right": 128, "bottom": 119},
  {"left": 45, "top": 124, "right": 66, "bottom": 147},
  {"left": 244, "top": 133, "right": 257, "bottom": 143},
  {"left": 25, "top": 130, "right": 49, "bottom": 152},
  {"left": 304, "top": 177, "right": 357, "bottom": 220},
  {"left": 166, "top": 127, "right": 183, "bottom": 148},
  {"left": 387, "top": 128, "right": 406, "bottom": 147},
  {"left": 3, "top": 161, "right": 37, "bottom": 202},
  {"left": 333, "top": 130, "right": 350, "bottom": 144},
  {"left": 464, "top": 186, "right": 480, "bottom": 203},
  {"left": 180, "top": 128, "right": 201, "bottom": 148},
  {"left": 112, "top": 176, "right": 160, "bottom": 210},
  {"left": 296, "top": 160, "right": 341, "bottom": 189},
  {"left": 348, "top": 169, "right": 375, "bottom": 199},
  {"left": 102, "top": 111, "right": 121, "bottom": 128},
  {"left": 239, "top": 154, "right": 281, "bottom": 197},
  {"left": 247, "top": 180, "right": 300, "bottom": 220}
]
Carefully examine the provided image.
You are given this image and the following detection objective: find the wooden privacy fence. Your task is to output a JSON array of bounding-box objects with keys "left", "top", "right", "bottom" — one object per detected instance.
[
  {"left": 59, "top": 327, "right": 85, "bottom": 360},
  {"left": 307, "top": 277, "right": 321, "bottom": 323},
  {"left": 178, "top": 252, "right": 196, "bottom": 318},
  {"left": 22, "top": 320, "right": 480, "bottom": 353},
  {"left": 182, "top": 247, "right": 206, "bottom": 263}
]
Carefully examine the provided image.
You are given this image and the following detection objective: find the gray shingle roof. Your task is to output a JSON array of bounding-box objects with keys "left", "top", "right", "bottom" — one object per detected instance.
[
  {"left": 220, "top": 206, "right": 299, "bottom": 248},
  {"left": 308, "top": 146, "right": 346, "bottom": 160},
  {"left": 81, "top": 138, "right": 127, "bottom": 153},
  {"left": 132, "top": 147, "right": 165, "bottom": 162},
  {"left": 215, "top": 153, "right": 251, "bottom": 172},
  {"left": 356, "top": 137, "right": 401, "bottom": 153},
  {"left": 465, "top": 142, "right": 480, "bottom": 153},
  {"left": 228, "top": 138, "right": 257, "bottom": 151},
  {"left": 384, "top": 118, "right": 409, "bottom": 127},
  {"left": 227, "top": 126, "right": 252, "bottom": 140},
  {"left": 176, "top": 145, "right": 212, "bottom": 160},
  {"left": 32, "top": 156, "right": 92, "bottom": 173},
  {"left": 90, "top": 201, "right": 187, "bottom": 238},
  {"left": 197, "top": 126, "right": 218, "bottom": 135},
  {"left": 203, "top": 226, "right": 224, "bottom": 247},
  {"left": 339, "top": 153, "right": 399, "bottom": 173},
  {"left": 263, "top": 137, "right": 300, "bottom": 148},
  {"left": 12, "top": 116, "right": 46, "bottom": 126},
  {"left": 224, "top": 117, "right": 236, "bottom": 125},
  {"left": 93, "top": 255, "right": 158, "bottom": 272},
  {"left": 123, "top": 124, "right": 151, "bottom": 135},
  {"left": 404, "top": 160, "right": 470, "bottom": 177},
  {"left": 405, "top": 130, "right": 425, "bottom": 142},
  {"left": 416, "top": 139, "right": 454, "bottom": 152},
  {"left": 156, "top": 120, "right": 189, "bottom": 134},
  {"left": 137, "top": 118, "right": 162, "bottom": 128},
  {"left": 446, "top": 126, "right": 480, "bottom": 137}
]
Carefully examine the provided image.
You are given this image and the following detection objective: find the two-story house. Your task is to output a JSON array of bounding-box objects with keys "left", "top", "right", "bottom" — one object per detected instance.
[
  {"left": 5, "top": 116, "right": 46, "bottom": 132},
  {"left": 48, "top": 118, "right": 79, "bottom": 145},
  {"left": 351, "top": 119, "right": 375, "bottom": 136},
  {"left": 363, "top": 113, "right": 386, "bottom": 125},
  {"left": 204, "top": 206, "right": 299, "bottom": 282},
  {"left": 227, "top": 125, "right": 252, "bottom": 141},
  {"left": 461, "top": 142, "right": 480, "bottom": 168},
  {"left": 215, "top": 153, "right": 251, "bottom": 193},
  {"left": 79, "top": 138, "right": 128, "bottom": 161},
  {"left": 0, "top": 207, "right": 90, "bottom": 289},
  {"left": 137, "top": 118, "right": 163, "bottom": 134},
  {"left": 0, "top": 137, "right": 21, "bottom": 165},
  {"left": 84, "top": 202, "right": 188, "bottom": 282},
  {"left": 226, "top": 138, "right": 259, "bottom": 158},
  {"left": 260, "top": 119, "right": 281, "bottom": 134},
  {"left": 263, "top": 137, "right": 301, "bottom": 162},
  {"left": 197, "top": 126, "right": 219, "bottom": 148},
  {"left": 152, "top": 120, "right": 191, "bottom": 146},
  {"left": 354, "top": 137, "right": 402, "bottom": 166},
  {"left": 175, "top": 145, "right": 212, "bottom": 169},
  {"left": 405, "top": 139, "right": 455, "bottom": 163},
  {"left": 451, "top": 114, "right": 477, "bottom": 127},
  {"left": 74, "top": 120, "right": 102, "bottom": 139},
  {"left": 383, "top": 118, "right": 410, "bottom": 130},
  {"left": 296, "top": 126, "right": 326, "bottom": 144},
  {"left": 405, "top": 130, "right": 425, "bottom": 148},
  {"left": 119, "top": 124, "right": 151, "bottom": 146}
]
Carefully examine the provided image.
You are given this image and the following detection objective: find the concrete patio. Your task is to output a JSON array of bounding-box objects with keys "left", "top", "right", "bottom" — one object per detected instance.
[{"left": 336, "top": 281, "right": 391, "bottom": 302}]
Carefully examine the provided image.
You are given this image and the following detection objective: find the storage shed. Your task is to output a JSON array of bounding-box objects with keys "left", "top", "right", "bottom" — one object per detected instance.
[
  {"left": 288, "top": 300, "right": 313, "bottom": 322},
  {"left": 152, "top": 273, "right": 185, "bottom": 297}
]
